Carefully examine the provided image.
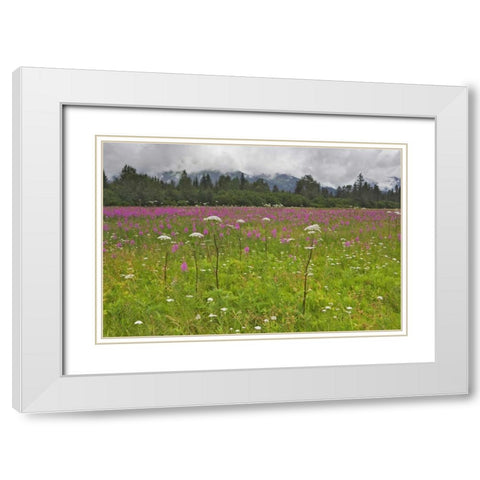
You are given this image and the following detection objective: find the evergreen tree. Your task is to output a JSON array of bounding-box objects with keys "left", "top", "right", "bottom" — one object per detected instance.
[
  {"left": 178, "top": 170, "right": 192, "bottom": 191},
  {"left": 104, "top": 165, "right": 400, "bottom": 208},
  {"left": 200, "top": 174, "right": 213, "bottom": 190},
  {"left": 354, "top": 172, "right": 365, "bottom": 191},
  {"left": 251, "top": 178, "right": 270, "bottom": 192},
  {"left": 294, "top": 175, "right": 320, "bottom": 199},
  {"left": 240, "top": 173, "right": 247, "bottom": 190}
]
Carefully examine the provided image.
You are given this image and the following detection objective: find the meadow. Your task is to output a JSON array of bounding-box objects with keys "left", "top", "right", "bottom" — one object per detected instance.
[{"left": 102, "top": 206, "right": 401, "bottom": 337}]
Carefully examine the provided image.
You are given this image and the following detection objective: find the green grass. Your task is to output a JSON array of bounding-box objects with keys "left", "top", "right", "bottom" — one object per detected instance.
[{"left": 102, "top": 207, "right": 401, "bottom": 337}]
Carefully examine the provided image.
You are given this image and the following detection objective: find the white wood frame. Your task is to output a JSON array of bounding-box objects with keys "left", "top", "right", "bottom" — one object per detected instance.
[{"left": 12, "top": 68, "right": 468, "bottom": 413}]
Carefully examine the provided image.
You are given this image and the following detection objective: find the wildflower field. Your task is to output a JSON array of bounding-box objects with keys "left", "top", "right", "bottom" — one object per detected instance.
[{"left": 102, "top": 206, "right": 402, "bottom": 337}]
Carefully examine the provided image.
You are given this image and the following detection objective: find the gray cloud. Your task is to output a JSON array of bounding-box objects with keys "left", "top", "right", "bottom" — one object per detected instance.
[{"left": 103, "top": 142, "right": 401, "bottom": 187}]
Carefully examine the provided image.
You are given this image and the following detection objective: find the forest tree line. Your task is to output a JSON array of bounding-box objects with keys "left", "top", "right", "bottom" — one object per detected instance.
[{"left": 103, "top": 165, "right": 401, "bottom": 208}]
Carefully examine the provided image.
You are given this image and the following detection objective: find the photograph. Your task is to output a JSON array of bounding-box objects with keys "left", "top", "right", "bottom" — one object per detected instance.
[{"left": 100, "top": 138, "right": 403, "bottom": 338}]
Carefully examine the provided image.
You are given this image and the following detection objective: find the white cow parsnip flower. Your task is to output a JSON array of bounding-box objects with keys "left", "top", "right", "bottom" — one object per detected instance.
[{"left": 304, "top": 224, "right": 322, "bottom": 233}]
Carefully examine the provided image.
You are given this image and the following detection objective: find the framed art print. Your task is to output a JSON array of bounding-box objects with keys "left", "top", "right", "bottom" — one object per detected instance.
[{"left": 13, "top": 68, "right": 468, "bottom": 412}]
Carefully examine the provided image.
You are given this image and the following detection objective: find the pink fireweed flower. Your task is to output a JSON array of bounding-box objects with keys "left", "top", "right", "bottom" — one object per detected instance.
[
  {"left": 244, "top": 246, "right": 250, "bottom": 254},
  {"left": 344, "top": 241, "right": 351, "bottom": 247},
  {"left": 271, "top": 228, "right": 277, "bottom": 238},
  {"left": 181, "top": 261, "right": 188, "bottom": 272},
  {"left": 171, "top": 244, "right": 179, "bottom": 253},
  {"left": 184, "top": 227, "right": 189, "bottom": 233},
  {"left": 203, "top": 228, "right": 209, "bottom": 236}
]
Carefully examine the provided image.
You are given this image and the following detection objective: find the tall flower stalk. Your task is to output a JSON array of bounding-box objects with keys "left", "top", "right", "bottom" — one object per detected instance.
[
  {"left": 213, "top": 232, "right": 220, "bottom": 289},
  {"left": 262, "top": 217, "right": 270, "bottom": 257},
  {"left": 164, "top": 251, "right": 169, "bottom": 285},
  {"left": 157, "top": 234, "right": 171, "bottom": 289},
  {"left": 302, "top": 224, "right": 322, "bottom": 315},
  {"left": 235, "top": 219, "right": 245, "bottom": 261},
  {"left": 204, "top": 216, "right": 222, "bottom": 289},
  {"left": 302, "top": 242, "right": 314, "bottom": 314},
  {"left": 189, "top": 232, "right": 204, "bottom": 294}
]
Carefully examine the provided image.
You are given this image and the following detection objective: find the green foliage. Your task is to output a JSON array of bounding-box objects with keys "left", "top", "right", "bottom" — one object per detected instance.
[
  {"left": 103, "top": 167, "right": 401, "bottom": 208},
  {"left": 103, "top": 208, "right": 401, "bottom": 337},
  {"left": 295, "top": 174, "right": 320, "bottom": 199}
]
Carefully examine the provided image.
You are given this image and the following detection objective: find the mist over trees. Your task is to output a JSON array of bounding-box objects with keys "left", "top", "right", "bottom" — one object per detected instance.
[{"left": 103, "top": 166, "right": 401, "bottom": 208}]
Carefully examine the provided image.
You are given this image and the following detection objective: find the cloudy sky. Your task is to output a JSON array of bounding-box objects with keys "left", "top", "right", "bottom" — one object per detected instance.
[{"left": 103, "top": 142, "right": 401, "bottom": 187}]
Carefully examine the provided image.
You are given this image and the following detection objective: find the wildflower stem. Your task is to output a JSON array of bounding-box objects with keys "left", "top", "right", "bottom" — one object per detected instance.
[
  {"left": 213, "top": 232, "right": 220, "bottom": 289},
  {"left": 193, "top": 247, "right": 199, "bottom": 293},
  {"left": 302, "top": 241, "right": 314, "bottom": 315},
  {"left": 264, "top": 225, "right": 268, "bottom": 257},
  {"left": 163, "top": 250, "right": 169, "bottom": 287}
]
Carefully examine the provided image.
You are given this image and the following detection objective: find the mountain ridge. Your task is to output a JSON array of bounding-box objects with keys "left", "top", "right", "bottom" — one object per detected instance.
[{"left": 155, "top": 169, "right": 400, "bottom": 193}]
